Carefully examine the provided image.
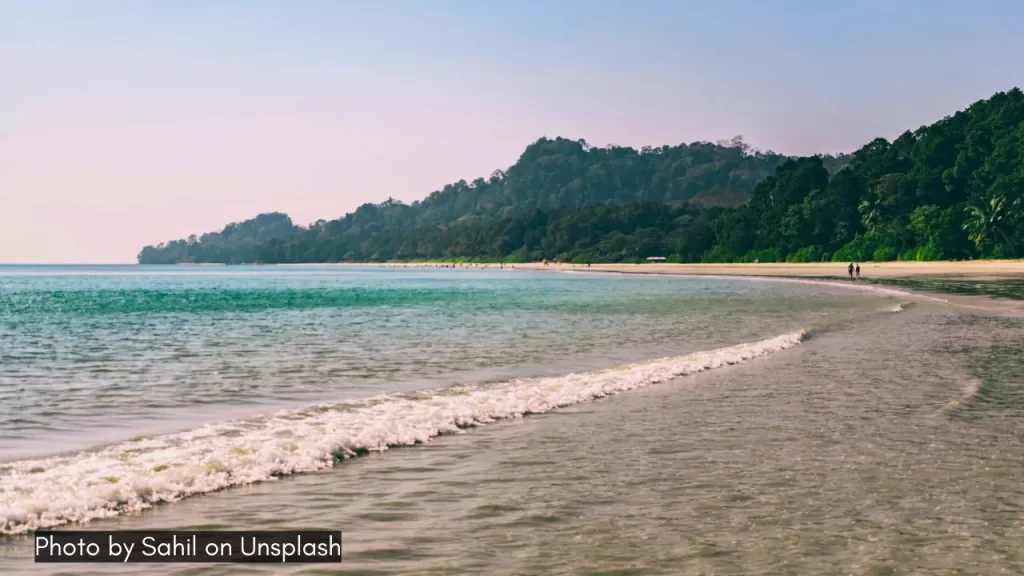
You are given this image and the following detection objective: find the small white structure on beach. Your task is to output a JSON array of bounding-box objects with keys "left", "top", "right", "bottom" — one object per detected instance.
[{"left": 646, "top": 256, "right": 667, "bottom": 263}]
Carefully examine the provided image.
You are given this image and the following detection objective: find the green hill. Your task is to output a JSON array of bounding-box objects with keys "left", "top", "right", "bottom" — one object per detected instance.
[
  {"left": 138, "top": 138, "right": 843, "bottom": 264},
  {"left": 139, "top": 88, "right": 1024, "bottom": 265}
]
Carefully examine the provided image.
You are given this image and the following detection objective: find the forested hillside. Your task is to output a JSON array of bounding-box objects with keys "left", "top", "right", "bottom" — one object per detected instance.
[
  {"left": 414, "top": 137, "right": 795, "bottom": 222},
  {"left": 139, "top": 89, "right": 1024, "bottom": 264},
  {"left": 138, "top": 138, "right": 834, "bottom": 264},
  {"left": 718, "top": 88, "right": 1024, "bottom": 263},
  {"left": 137, "top": 212, "right": 298, "bottom": 265}
]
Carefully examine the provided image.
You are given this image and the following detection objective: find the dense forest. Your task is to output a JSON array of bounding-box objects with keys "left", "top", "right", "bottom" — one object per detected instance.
[
  {"left": 140, "top": 89, "right": 1024, "bottom": 264},
  {"left": 138, "top": 137, "right": 813, "bottom": 264}
]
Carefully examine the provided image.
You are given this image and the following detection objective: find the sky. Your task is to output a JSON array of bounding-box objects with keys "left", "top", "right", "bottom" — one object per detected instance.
[{"left": 2, "top": 0, "right": 1023, "bottom": 263}]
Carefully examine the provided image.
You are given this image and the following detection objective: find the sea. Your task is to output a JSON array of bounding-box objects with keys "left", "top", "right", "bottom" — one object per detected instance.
[{"left": 1, "top": 264, "right": 1023, "bottom": 575}]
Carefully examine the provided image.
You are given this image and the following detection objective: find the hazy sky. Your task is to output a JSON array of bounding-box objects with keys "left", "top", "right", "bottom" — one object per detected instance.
[{"left": 3, "top": 0, "right": 1023, "bottom": 263}]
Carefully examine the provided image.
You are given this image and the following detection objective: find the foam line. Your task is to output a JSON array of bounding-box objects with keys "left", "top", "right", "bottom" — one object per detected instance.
[{"left": 0, "top": 331, "right": 805, "bottom": 535}]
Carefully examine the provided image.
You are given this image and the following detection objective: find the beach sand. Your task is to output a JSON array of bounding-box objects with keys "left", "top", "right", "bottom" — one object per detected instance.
[
  {"left": 512, "top": 260, "right": 1024, "bottom": 279},
  {"left": 367, "top": 259, "right": 1024, "bottom": 279}
]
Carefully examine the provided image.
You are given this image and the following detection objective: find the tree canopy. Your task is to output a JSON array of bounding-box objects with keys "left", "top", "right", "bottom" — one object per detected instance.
[
  {"left": 139, "top": 89, "right": 1024, "bottom": 265},
  {"left": 137, "top": 212, "right": 297, "bottom": 264}
]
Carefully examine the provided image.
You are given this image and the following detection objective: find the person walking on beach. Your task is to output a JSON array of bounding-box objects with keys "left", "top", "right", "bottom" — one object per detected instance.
[
  {"left": 855, "top": 263, "right": 861, "bottom": 278},
  {"left": 848, "top": 263, "right": 854, "bottom": 278}
]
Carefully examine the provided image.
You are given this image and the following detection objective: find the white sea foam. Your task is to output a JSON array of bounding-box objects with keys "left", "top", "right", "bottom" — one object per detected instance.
[{"left": 0, "top": 331, "right": 804, "bottom": 535}]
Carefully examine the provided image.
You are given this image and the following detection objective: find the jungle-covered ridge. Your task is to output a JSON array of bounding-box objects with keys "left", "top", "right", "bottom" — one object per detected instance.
[{"left": 139, "top": 89, "right": 1024, "bottom": 265}]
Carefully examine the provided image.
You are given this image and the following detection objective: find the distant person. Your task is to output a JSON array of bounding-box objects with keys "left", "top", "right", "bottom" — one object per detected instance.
[
  {"left": 856, "top": 263, "right": 861, "bottom": 278},
  {"left": 848, "top": 263, "right": 854, "bottom": 278}
]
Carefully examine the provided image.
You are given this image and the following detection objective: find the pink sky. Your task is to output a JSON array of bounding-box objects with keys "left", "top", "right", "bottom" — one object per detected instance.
[{"left": 2, "top": 1, "right": 1021, "bottom": 263}]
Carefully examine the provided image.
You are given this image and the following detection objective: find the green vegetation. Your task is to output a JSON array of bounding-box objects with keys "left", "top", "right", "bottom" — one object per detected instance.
[
  {"left": 138, "top": 212, "right": 297, "bottom": 265},
  {"left": 140, "top": 89, "right": 1024, "bottom": 265}
]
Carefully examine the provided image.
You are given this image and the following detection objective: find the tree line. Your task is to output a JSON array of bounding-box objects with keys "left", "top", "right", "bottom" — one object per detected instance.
[{"left": 139, "top": 89, "right": 1024, "bottom": 265}]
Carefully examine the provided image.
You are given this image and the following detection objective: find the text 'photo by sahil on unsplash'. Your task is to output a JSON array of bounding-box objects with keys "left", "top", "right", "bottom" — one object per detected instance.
[{"left": 3, "top": 1, "right": 1024, "bottom": 575}]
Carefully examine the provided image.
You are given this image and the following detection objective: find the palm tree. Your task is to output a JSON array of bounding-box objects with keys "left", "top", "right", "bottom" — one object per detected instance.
[
  {"left": 858, "top": 198, "right": 882, "bottom": 233},
  {"left": 962, "top": 195, "right": 1019, "bottom": 257}
]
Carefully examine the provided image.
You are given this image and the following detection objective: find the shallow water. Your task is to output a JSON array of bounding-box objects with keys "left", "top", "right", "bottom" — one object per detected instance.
[
  {"left": 0, "top": 265, "right": 873, "bottom": 462},
  {"left": 872, "top": 275, "right": 1024, "bottom": 301},
  {"left": 4, "top": 266, "right": 1023, "bottom": 574}
]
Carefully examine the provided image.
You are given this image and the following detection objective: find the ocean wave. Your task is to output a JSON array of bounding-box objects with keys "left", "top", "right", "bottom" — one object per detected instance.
[{"left": 0, "top": 331, "right": 805, "bottom": 535}]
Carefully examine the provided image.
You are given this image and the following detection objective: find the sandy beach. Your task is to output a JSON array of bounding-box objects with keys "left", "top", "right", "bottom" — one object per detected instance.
[
  {"left": 448, "top": 260, "right": 1024, "bottom": 280},
  {"left": 365, "top": 259, "right": 1024, "bottom": 279}
]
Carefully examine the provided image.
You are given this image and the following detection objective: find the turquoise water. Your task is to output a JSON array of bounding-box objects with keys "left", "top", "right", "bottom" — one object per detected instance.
[
  {"left": 0, "top": 265, "right": 904, "bottom": 545},
  {"left": 0, "top": 265, "right": 879, "bottom": 462}
]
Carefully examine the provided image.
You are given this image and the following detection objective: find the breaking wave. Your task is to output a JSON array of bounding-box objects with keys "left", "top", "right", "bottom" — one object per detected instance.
[{"left": 0, "top": 331, "right": 805, "bottom": 535}]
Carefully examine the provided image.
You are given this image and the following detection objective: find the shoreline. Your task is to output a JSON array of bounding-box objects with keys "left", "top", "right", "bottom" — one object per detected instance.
[
  {"left": 169, "top": 259, "right": 1024, "bottom": 316},
  {"left": 506, "top": 262, "right": 1024, "bottom": 317},
  {"left": 314, "top": 260, "right": 1024, "bottom": 316},
  {"left": 167, "top": 258, "right": 1024, "bottom": 280},
  {"left": 369, "top": 259, "right": 1024, "bottom": 279},
  {"left": 75, "top": 260, "right": 1024, "bottom": 315}
]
